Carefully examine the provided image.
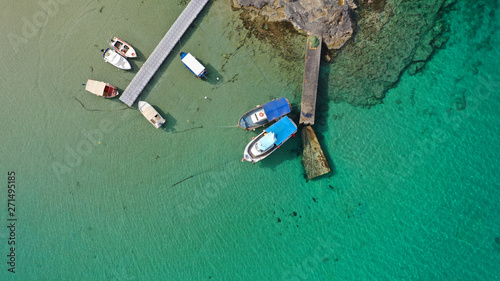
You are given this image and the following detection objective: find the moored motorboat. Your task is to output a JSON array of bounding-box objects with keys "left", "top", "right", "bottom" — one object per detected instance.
[
  {"left": 109, "top": 36, "right": 137, "bottom": 58},
  {"left": 180, "top": 52, "right": 207, "bottom": 78},
  {"left": 238, "top": 97, "right": 291, "bottom": 131},
  {"left": 242, "top": 116, "right": 297, "bottom": 163},
  {"left": 84, "top": 79, "right": 119, "bottom": 98},
  {"left": 138, "top": 101, "right": 166, "bottom": 129},
  {"left": 103, "top": 48, "right": 131, "bottom": 70}
]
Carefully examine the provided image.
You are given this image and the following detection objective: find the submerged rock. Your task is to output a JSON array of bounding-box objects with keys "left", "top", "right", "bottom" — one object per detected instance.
[
  {"left": 234, "top": 0, "right": 465, "bottom": 107},
  {"left": 302, "top": 126, "right": 330, "bottom": 180},
  {"left": 453, "top": 90, "right": 467, "bottom": 110},
  {"left": 327, "top": 0, "right": 458, "bottom": 106}
]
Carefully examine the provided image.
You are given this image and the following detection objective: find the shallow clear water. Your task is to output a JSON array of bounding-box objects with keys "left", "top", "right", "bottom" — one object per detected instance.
[{"left": 1, "top": 0, "right": 499, "bottom": 280}]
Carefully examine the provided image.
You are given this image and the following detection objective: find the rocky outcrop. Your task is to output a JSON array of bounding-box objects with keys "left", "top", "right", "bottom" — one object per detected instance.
[
  {"left": 302, "top": 126, "right": 331, "bottom": 180},
  {"left": 234, "top": 0, "right": 467, "bottom": 107},
  {"left": 232, "top": 0, "right": 357, "bottom": 50}
]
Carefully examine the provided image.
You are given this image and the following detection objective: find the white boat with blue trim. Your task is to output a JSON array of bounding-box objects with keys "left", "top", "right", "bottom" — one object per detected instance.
[
  {"left": 180, "top": 52, "right": 207, "bottom": 78},
  {"left": 242, "top": 116, "right": 297, "bottom": 163}
]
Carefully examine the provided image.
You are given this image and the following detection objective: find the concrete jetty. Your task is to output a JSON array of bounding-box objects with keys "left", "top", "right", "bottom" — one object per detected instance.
[
  {"left": 299, "top": 33, "right": 331, "bottom": 179},
  {"left": 119, "top": 0, "right": 209, "bottom": 106},
  {"left": 299, "top": 34, "right": 322, "bottom": 125}
]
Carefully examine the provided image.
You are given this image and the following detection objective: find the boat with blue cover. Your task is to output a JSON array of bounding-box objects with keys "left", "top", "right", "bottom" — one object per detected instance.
[
  {"left": 238, "top": 97, "right": 292, "bottom": 131},
  {"left": 180, "top": 52, "right": 207, "bottom": 78},
  {"left": 242, "top": 116, "right": 297, "bottom": 163}
]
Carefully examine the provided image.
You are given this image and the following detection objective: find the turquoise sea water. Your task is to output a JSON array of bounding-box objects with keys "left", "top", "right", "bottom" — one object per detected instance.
[{"left": 1, "top": 0, "right": 499, "bottom": 280}]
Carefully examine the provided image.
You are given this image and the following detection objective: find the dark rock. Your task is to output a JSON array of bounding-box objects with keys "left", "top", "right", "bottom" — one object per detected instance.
[
  {"left": 408, "top": 62, "right": 426, "bottom": 76},
  {"left": 302, "top": 126, "right": 331, "bottom": 179},
  {"left": 455, "top": 96, "right": 466, "bottom": 110},
  {"left": 233, "top": 0, "right": 357, "bottom": 49},
  {"left": 453, "top": 90, "right": 466, "bottom": 110},
  {"left": 327, "top": 0, "right": 458, "bottom": 106},
  {"left": 231, "top": 0, "right": 497, "bottom": 107},
  {"left": 237, "top": 0, "right": 272, "bottom": 9}
]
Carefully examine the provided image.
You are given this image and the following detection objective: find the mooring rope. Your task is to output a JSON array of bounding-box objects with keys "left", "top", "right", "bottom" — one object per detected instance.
[
  {"left": 171, "top": 159, "right": 239, "bottom": 187},
  {"left": 170, "top": 125, "right": 237, "bottom": 133},
  {"left": 207, "top": 125, "right": 238, "bottom": 128}
]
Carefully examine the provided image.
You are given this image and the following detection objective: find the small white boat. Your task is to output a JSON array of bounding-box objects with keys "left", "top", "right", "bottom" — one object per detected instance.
[
  {"left": 180, "top": 52, "right": 207, "bottom": 78},
  {"left": 138, "top": 101, "right": 166, "bottom": 129},
  {"left": 109, "top": 36, "right": 137, "bottom": 58},
  {"left": 242, "top": 116, "right": 297, "bottom": 163},
  {"left": 84, "top": 79, "right": 119, "bottom": 98},
  {"left": 103, "top": 48, "right": 131, "bottom": 70}
]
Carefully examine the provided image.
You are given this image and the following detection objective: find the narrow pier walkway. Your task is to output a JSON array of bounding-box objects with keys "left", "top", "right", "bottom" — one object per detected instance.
[
  {"left": 299, "top": 34, "right": 322, "bottom": 125},
  {"left": 120, "top": 0, "right": 209, "bottom": 106}
]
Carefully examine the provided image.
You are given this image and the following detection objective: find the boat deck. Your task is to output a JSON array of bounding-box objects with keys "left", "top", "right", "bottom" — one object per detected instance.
[
  {"left": 299, "top": 33, "right": 323, "bottom": 125},
  {"left": 119, "top": 0, "right": 209, "bottom": 106}
]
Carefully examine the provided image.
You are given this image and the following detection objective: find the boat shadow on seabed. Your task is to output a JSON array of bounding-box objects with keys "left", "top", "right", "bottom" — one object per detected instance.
[{"left": 202, "top": 63, "right": 223, "bottom": 85}]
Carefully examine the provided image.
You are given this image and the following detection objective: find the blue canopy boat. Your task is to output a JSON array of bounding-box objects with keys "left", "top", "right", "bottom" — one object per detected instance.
[
  {"left": 242, "top": 116, "right": 297, "bottom": 163},
  {"left": 180, "top": 52, "right": 207, "bottom": 78},
  {"left": 238, "top": 97, "right": 292, "bottom": 131}
]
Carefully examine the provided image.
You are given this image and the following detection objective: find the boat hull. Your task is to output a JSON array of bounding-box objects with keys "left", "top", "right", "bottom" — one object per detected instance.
[
  {"left": 238, "top": 107, "right": 268, "bottom": 131},
  {"left": 85, "top": 79, "right": 119, "bottom": 98},
  {"left": 138, "top": 101, "right": 166, "bottom": 129},
  {"left": 180, "top": 52, "right": 207, "bottom": 78},
  {"left": 238, "top": 97, "right": 291, "bottom": 131},
  {"left": 242, "top": 132, "right": 278, "bottom": 163},
  {"left": 103, "top": 86, "right": 119, "bottom": 98},
  {"left": 110, "top": 36, "right": 137, "bottom": 58},
  {"left": 242, "top": 116, "right": 297, "bottom": 163},
  {"left": 103, "top": 48, "right": 131, "bottom": 70}
]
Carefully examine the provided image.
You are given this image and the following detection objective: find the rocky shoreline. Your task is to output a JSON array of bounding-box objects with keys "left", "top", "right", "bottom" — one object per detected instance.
[
  {"left": 232, "top": 0, "right": 458, "bottom": 106},
  {"left": 232, "top": 0, "right": 357, "bottom": 50}
]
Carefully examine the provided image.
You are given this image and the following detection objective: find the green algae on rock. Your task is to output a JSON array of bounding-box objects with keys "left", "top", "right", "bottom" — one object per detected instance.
[
  {"left": 302, "top": 126, "right": 331, "bottom": 180},
  {"left": 232, "top": 0, "right": 357, "bottom": 50},
  {"left": 232, "top": 0, "right": 465, "bottom": 107},
  {"left": 327, "top": 0, "right": 458, "bottom": 106}
]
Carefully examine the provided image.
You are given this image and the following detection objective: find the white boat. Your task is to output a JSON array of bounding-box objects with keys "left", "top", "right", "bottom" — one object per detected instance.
[
  {"left": 103, "top": 48, "right": 131, "bottom": 70},
  {"left": 180, "top": 52, "right": 207, "bottom": 78},
  {"left": 138, "top": 101, "right": 166, "bottom": 129},
  {"left": 84, "top": 79, "right": 119, "bottom": 98},
  {"left": 109, "top": 36, "right": 137, "bottom": 58},
  {"left": 242, "top": 116, "right": 297, "bottom": 163}
]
